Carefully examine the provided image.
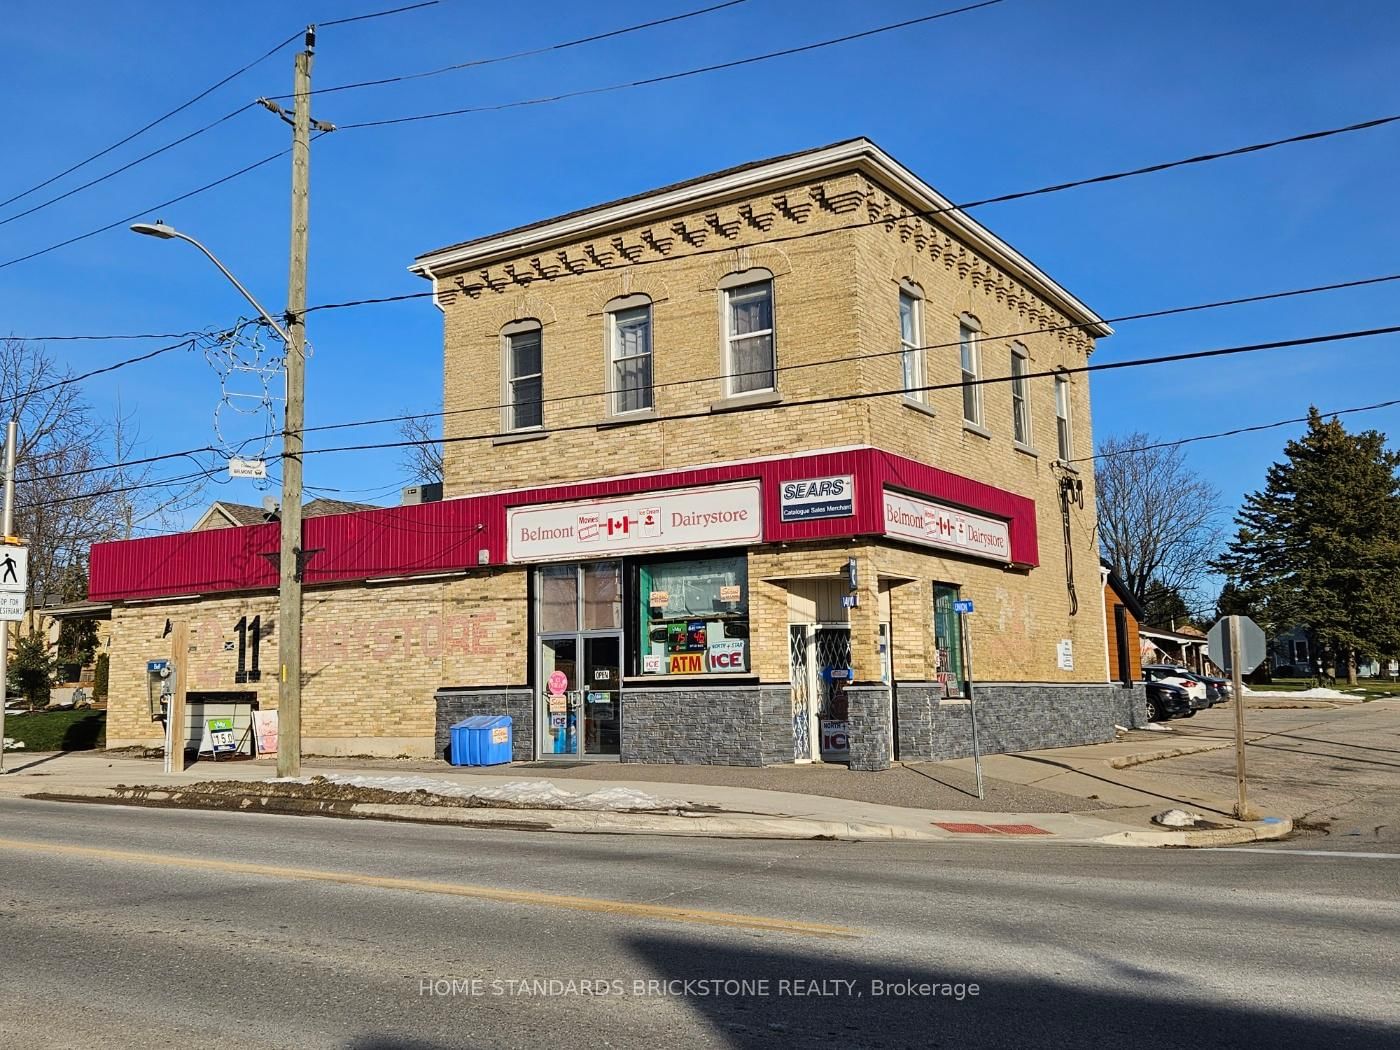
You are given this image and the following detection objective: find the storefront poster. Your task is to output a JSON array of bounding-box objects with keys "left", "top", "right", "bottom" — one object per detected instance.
[
  {"left": 706, "top": 639, "right": 746, "bottom": 672},
  {"left": 821, "top": 720, "right": 850, "bottom": 753},
  {"left": 780, "top": 475, "right": 855, "bottom": 522},
  {"left": 506, "top": 481, "right": 762, "bottom": 563},
  {"left": 253, "top": 710, "right": 278, "bottom": 756},
  {"left": 881, "top": 489, "right": 1011, "bottom": 563},
  {"left": 642, "top": 654, "right": 662, "bottom": 674},
  {"left": 719, "top": 585, "right": 742, "bottom": 603},
  {"left": 648, "top": 590, "right": 670, "bottom": 608},
  {"left": 668, "top": 652, "right": 704, "bottom": 674},
  {"left": 1057, "top": 639, "right": 1075, "bottom": 670},
  {"left": 547, "top": 670, "right": 568, "bottom": 695}
]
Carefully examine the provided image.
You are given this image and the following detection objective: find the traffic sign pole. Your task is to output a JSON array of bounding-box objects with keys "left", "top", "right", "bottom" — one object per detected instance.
[
  {"left": 0, "top": 420, "right": 17, "bottom": 774},
  {"left": 1229, "top": 615, "right": 1252, "bottom": 820},
  {"left": 953, "top": 599, "right": 984, "bottom": 800}
]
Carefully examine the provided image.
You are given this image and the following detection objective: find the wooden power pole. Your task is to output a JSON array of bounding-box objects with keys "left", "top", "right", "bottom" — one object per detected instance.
[{"left": 277, "top": 27, "right": 314, "bottom": 778}]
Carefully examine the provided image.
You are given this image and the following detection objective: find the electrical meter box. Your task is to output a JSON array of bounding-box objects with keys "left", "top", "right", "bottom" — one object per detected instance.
[{"left": 147, "top": 659, "right": 173, "bottom": 722}]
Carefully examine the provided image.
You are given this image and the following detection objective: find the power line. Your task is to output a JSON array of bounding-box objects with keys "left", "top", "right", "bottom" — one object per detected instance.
[
  {"left": 0, "top": 149, "right": 288, "bottom": 272},
  {"left": 338, "top": 1, "right": 1008, "bottom": 129},
  {"left": 18, "top": 465, "right": 223, "bottom": 511},
  {"left": 0, "top": 338, "right": 197, "bottom": 406},
  {"left": 0, "top": 30, "right": 299, "bottom": 213},
  {"left": 4, "top": 330, "right": 210, "bottom": 343},
  {"left": 320, "top": 0, "right": 443, "bottom": 28},
  {"left": 298, "top": 324, "right": 1400, "bottom": 458},
  {"left": 299, "top": 271, "right": 1400, "bottom": 436},
  {"left": 305, "top": 290, "right": 433, "bottom": 314},
  {"left": 0, "top": 105, "right": 254, "bottom": 229},
  {"left": 34, "top": 328, "right": 1400, "bottom": 519},
  {"left": 297, "top": 0, "right": 754, "bottom": 98},
  {"left": 1070, "top": 397, "right": 1400, "bottom": 464}
]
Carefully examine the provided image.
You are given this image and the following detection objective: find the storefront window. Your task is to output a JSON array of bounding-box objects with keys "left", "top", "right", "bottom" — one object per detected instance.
[
  {"left": 582, "top": 561, "right": 622, "bottom": 631},
  {"left": 933, "top": 583, "right": 965, "bottom": 696},
  {"left": 539, "top": 565, "right": 578, "bottom": 634},
  {"left": 635, "top": 555, "right": 749, "bottom": 676}
]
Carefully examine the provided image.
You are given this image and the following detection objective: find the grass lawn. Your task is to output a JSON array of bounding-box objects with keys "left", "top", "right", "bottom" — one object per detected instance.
[{"left": 3, "top": 708, "right": 106, "bottom": 751}]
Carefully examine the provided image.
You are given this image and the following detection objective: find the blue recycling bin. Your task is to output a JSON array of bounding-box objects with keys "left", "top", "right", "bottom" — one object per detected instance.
[{"left": 449, "top": 715, "right": 513, "bottom": 766}]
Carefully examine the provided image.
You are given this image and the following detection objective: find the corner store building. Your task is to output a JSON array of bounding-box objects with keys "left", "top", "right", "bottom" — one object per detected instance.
[{"left": 92, "top": 139, "right": 1145, "bottom": 768}]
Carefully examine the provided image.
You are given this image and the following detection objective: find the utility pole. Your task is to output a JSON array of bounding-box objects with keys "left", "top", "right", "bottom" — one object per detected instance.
[
  {"left": 0, "top": 420, "right": 17, "bottom": 773},
  {"left": 277, "top": 26, "right": 314, "bottom": 778}
]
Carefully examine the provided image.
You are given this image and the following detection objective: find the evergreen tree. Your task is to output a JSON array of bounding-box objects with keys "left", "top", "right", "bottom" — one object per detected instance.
[{"left": 1214, "top": 408, "right": 1400, "bottom": 684}]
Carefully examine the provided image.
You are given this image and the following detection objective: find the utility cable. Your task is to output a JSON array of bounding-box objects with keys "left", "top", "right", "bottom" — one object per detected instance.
[
  {"left": 298, "top": 1, "right": 754, "bottom": 97},
  {"left": 0, "top": 105, "right": 254, "bottom": 228},
  {"left": 299, "top": 272, "right": 1400, "bottom": 435},
  {"left": 338, "top": 2, "right": 1007, "bottom": 129},
  {"left": 0, "top": 30, "right": 299, "bottom": 212},
  {"left": 0, "top": 338, "right": 197, "bottom": 406},
  {"left": 320, "top": 0, "right": 442, "bottom": 28}
]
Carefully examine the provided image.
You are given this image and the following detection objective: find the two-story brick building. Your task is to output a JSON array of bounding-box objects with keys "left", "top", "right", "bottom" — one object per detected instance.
[{"left": 92, "top": 138, "right": 1145, "bottom": 768}]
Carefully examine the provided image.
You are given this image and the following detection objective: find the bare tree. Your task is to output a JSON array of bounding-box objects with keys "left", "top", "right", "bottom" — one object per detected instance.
[
  {"left": 396, "top": 410, "right": 443, "bottom": 485},
  {"left": 1096, "top": 431, "right": 1223, "bottom": 624},
  {"left": 0, "top": 338, "right": 209, "bottom": 607}
]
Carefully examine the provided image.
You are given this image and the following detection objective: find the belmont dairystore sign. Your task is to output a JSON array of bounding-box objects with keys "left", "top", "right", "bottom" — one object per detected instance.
[
  {"left": 882, "top": 489, "right": 1010, "bottom": 563},
  {"left": 507, "top": 481, "right": 763, "bottom": 563}
]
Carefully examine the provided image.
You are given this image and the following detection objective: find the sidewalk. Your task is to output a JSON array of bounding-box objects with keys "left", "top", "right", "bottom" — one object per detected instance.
[{"left": 0, "top": 743, "right": 1290, "bottom": 848}]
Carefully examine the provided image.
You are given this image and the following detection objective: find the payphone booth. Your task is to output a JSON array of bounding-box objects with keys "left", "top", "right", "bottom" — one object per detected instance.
[{"left": 147, "top": 659, "right": 172, "bottom": 723}]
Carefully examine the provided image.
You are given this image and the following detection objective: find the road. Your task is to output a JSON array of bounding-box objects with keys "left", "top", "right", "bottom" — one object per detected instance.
[
  {"left": 1126, "top": 699, "right": 1400, "bottom": 850},
  {"left": 1, "top": 798, "right": 1396, "bottom": 1049}
]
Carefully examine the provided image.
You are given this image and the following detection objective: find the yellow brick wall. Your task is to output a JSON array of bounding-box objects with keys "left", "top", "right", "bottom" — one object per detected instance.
[{"left": 105, "top": 569, "right": 528, "bottom": 755}]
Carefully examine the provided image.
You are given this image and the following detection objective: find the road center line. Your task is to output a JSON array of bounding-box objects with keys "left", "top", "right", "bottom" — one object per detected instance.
[
  {"left": 1208, "top": 847, "right": 1400, "bottom": 860},
  {"left": 0, "top": 835, "right": 859, "bottom": 937}
]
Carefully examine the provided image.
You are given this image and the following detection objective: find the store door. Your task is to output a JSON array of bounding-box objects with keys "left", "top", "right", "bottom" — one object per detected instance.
[
  {"left": 815, "top": 626, "right": 853, "bottom": 760},
  {"left": 581, "top": 635, "right": 621, "bottom": 756}
]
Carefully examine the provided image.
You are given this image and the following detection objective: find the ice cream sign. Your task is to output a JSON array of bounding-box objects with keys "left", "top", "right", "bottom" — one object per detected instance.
[
  {"left": 881, "top": 489, "right": 1010, "bottom": 563},
  {"left": 507, "top": 481, "right": 763, "bottom": 563}
]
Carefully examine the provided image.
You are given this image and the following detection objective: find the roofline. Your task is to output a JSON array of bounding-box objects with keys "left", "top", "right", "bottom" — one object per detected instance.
[
  {"left": 410, "top": 138, "right": 1111, "bottom": 338},
  {"left": 1100, "top": 561, "right": 1148, "bottom": 622}
]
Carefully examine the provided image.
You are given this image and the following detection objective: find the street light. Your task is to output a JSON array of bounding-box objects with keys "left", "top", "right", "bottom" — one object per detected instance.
[
  {"left": 130, "top": 218, "right": 305, "bottom": 778},
  {"left": 130, "top": 222, "right": 293, "bottom": 346}
]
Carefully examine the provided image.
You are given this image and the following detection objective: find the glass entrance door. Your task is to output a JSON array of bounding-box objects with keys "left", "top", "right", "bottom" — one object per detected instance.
[
  {"left": 536, "top": 562, "right": 624, "bottom": 760},
  {"left": 582, "top": 635, "right": 621, "bottom": 756}
]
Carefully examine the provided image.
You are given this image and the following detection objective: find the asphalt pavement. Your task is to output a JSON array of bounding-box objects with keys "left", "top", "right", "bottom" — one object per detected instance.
[{"left": 0, "top": 796, "right": 1394, "bottom": 1049}]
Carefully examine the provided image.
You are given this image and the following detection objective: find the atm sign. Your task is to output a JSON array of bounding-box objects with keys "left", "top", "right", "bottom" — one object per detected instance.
[{"left": 668, "top": 653, "right": 704, "bottom": 674}]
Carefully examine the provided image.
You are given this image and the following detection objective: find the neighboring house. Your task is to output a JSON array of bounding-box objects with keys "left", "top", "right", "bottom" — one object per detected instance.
[
  {"left": 192, "top": 499, "right": 376, "bottom": 531},
  {"left": 1270, "top": 625, "right": 1313, "bottom": 676},
  {"left": 1140, "top": 624, "right": 1215, "bottom": 674},
  {"left": 1101, "top": 560, "right": 1145, "bottom": 685},
  {"left": 89, "top": 137, "right": 1143, "bottom": 766}
]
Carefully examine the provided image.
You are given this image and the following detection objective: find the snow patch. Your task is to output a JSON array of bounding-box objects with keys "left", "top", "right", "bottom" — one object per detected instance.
[
  {"left": 2, "top": 737, "right": 24, "bottom": 751},
  {"left": 267, "top": 773, "right": 687, "bottom": 811},
  {"left": 1140, "top": 722, "right": 1173, "bottom": 732}
]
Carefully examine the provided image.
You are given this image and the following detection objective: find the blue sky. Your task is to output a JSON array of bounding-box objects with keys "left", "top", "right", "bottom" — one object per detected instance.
[{"left": 3, "top": 0, "right": 1397, "bottom": 535}]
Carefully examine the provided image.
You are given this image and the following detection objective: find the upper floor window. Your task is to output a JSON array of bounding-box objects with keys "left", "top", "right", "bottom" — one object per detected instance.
[
  {"left": 1054, "top": 372, "right": 1073, "bottom": 460},
  {"left": 607, "top": 295, "right": 653, "bottom": 415},
  {"left": 959, "top": 316, "right": 982, "bottom": 426},
  {"left": 1011, "top": 344, "right": 1031, "bottom": 446},
  {"left": 899, "top": 284, "right": 924, "bottom": 401},
  {"left": 502, "top": 320, "right": 543, "bottom": 431},
  {"left": 721, "top": 269, "right": 775, "bottom": 396}
]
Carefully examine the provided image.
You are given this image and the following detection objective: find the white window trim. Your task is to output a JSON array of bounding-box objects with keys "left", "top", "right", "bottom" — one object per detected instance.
[
  {"left": 720, "top": 269, "right": 776, "bottom": 399},
  {"left": 1011, "top": 343, "right": 1032, "bottom": 449},
  {"left": 899, "top": 282, "right": 925, "bottom": 403},
  {"left": 605, "top": 294, "right": 654, "bottom": 418},
  {"left": 1054, "top": 371, "right": 1073, "bottom": 462},
  {"left": 501, "top": 318, "right": 544, "bottom": 433},
  {"left": 959, "top": 315, "right": 982, "bottom": 427}
]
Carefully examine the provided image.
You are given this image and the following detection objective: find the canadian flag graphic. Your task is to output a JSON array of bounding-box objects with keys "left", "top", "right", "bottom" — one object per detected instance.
[{"left": 606, "top": 514, "right": 631, "bottom": 538}]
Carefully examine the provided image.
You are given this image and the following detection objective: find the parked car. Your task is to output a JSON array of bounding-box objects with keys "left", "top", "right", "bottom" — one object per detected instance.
[
  {"left": 1144, "top": 680, "right": 1195, "bottom": 721},
  {"left": 1198, "top": 675, "right": 1231, "bottom": 703},
  {"left": 1142, "top": 664, "right": 1209, "bottom": 704}
]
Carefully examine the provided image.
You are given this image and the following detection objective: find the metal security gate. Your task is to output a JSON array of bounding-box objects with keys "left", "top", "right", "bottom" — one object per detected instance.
[
  {"left": 789, "top": 624, "right": 853, "bottom": 762},
  {"left": 789, "top": 625, "right": 812, "bottom": 761}
]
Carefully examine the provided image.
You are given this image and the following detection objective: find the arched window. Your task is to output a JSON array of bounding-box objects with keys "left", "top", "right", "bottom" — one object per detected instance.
[
  {"left": 719, "top": 268, "right": 775, "bottom": 396},
  {"left": 959, "top": 313, "right": 982, "bottom": 427},
  {"left": 501, "top": 318, "right": 543, "bottom": 431},
  {"left": 899, "top": 280, "right": 925, "bottom": 401},
  {"left": 605, "top": 294, "right": 653, "bottom": 415}
]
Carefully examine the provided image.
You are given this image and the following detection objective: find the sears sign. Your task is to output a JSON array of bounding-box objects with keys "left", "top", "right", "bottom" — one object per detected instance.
[{"left": 780, "top": 474, "right": 855, "bottom": 523}]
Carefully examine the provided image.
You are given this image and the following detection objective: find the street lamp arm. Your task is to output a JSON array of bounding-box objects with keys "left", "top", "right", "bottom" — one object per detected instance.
[{"left": 166, "top": 231, "right": 295, "bottom": 347}]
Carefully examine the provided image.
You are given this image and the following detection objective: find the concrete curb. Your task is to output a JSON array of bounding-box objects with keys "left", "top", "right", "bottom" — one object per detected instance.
[
  {"left": 24, "top": 786, "right": 946, "bottom": 842},
  {"left": 1107, "top": 743, "right": 1230, "bottom": 769},
  {"left": 1093, "top": 816, "right": 1294, "bottom": 848}
]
